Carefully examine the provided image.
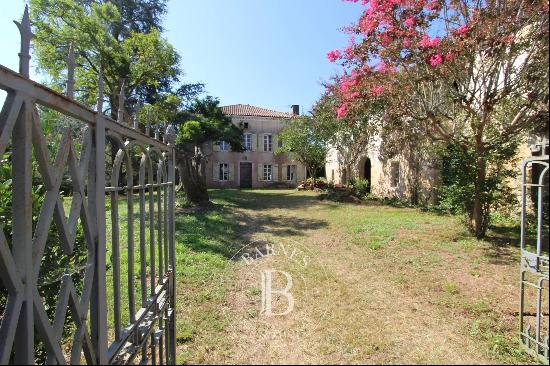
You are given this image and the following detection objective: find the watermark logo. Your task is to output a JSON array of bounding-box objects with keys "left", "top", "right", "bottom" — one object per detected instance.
[
  {"left": 232, "top": 237, "right": 330, "bottom": 318},
  {"left": 261, "top": 269, "right": 294, "bottom": 316}
]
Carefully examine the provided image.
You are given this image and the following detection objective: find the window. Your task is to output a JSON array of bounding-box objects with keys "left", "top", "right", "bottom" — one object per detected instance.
[
  {"left": 286, "top": 165, "right": 296, "bottom": 181},
  {"left": 263, "top": 164, "right": 273, "bottom": 181},
  {"left": 263, "top": 134, "right": 272, "bottom": 152},
  {"left": 219, "top": 140, "right": 229, "bottom": 151},
  {"left": 244, "top": 134, "right": 252, "bottom": 151},
  {"left": 390, "top": 161, "right": 400, "bottom": 187},
  {"left": 244, "top": 122, "right": 249, "bottom": 129},
  {"left": 219, "top": 163, "right": 229, "bottom": 181}
]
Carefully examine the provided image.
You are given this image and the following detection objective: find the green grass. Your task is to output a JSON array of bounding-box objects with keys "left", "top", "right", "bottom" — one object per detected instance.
[{"left": 96, "top": 189, "right": 542, "bottom": 364}]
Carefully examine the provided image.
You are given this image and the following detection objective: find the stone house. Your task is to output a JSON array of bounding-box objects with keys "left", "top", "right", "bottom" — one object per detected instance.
[
  {"left": 205, "top": 104, "right": 307, "bottom": 188},
  {"left": 326, "top": 133, "right": 548, "bottom": 206},
  {"left": 325, "top": 134, "right": 440, "bottom": 205}
]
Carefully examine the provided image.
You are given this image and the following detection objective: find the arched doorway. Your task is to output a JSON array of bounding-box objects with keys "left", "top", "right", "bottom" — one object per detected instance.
[{"left": 364, "top": 158, "right": 372, "bottom": 193}]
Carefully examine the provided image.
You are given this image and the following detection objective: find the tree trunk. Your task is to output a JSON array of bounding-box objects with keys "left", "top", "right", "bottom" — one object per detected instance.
[
  {"left": 176, "top": 146, "right": 210, "bottom": 206},
  {"left": 470, "top": 150, "right": 487, "bottom": 239}
]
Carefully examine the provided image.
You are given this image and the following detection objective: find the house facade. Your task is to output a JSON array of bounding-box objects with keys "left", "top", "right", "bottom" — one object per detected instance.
[
  {"left": 326, "top": 133, "right": 549, "bottom": 206},
  {"left": 205, "top": 104, "right": 307, "bottom": 189},
  {"left": 325, "top": 135, "right": 440, "bottom": 205}
]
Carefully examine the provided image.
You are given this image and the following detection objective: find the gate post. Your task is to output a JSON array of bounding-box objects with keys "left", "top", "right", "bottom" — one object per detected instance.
[
  {"left": 11, "top": 6, "right": 34, "bottom": 364},
  {"left": 90, "top": 72, "right": 109, "bottom": 364},
  {"left": 166, "top": 126, "right": 177, "bottom": 364}
]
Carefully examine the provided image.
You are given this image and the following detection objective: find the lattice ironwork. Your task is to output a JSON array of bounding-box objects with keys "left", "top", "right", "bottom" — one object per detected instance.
[
  {"left": 519, "top": 154, "right": 549, "bottom": 364},
  {"left": 0, "top": 6, "right": 176, "bottom": 364}
]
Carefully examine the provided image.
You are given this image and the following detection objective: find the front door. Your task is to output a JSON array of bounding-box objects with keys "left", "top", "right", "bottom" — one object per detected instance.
[{"left": 240, "top": 162, "right": 252, "bottom": 188}]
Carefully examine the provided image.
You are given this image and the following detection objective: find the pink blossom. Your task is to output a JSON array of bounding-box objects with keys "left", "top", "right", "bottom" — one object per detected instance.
[
  {"left": 344, "top": 46, "right": 354, "bottom": 60},
  {"left": 377, "top": 61, "right": 395, "bottom": 74},
  {"left": 404, "top": 16, "right": 415, "bottom": 28},
  {"left": 337, "top": 103, "right": 349, "bottom": 119},
  {"left": 429, "top": 53, "right": 443, "bottom": 66},
  {"left": 371, "top": 85, "right": 386, "bottom": 96},
  {"left": 426, "top": 0, "right": 440, "bottom": 11},
  {"left": 350, "top": 92, "right": 361, "bottom": 99},
  {"left": 402, "top": 37, "right": 411, "bottom": 48},
  {"left": 456, "top": 24, "right": 469, "bottom": 36},
  {"left": 419, "top": 34, "right": 440, "bottom": 48},
  {"left": 502, "top": 34, "right": 515, "bottom": 43},
  {"left": 444, "top": 52, "right": 455, "bottom": 62},
  {"left": 340, "top": 82, "right": 350, "bottom": 94},
  {"left": 380, "top": 32, "right": 394, "bottom": 47},
  {"left": 360, "top": 17, "right": 378, "bottom": 35},
  {"left": 327, "top": 49, "right": 341, "bottom": 62}
]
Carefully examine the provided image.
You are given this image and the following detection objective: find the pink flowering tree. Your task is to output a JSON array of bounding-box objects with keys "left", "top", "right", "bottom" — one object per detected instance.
[
  {"left": 327, "top": 0, "right": 549, "bottom": 237},
  {"left": 312, "top": 89, "right": 383, "bottom": 186}
]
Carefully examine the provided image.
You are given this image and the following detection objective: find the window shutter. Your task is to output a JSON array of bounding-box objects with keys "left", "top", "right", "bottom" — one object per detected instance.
[
  {"left": 259, "top": 134, "right": 264, "bottom": 151},
  {"left": 257, "top": 164, "right": 263, "bottom": 181},
  {"left": 272, "top": 134, "right": 278, "bottom": 152},
  {"left": 273, "top": 164, "right": 279, "bottom": 182},
  {"left": 213, "top": 162, "right": 219, "bottom": 181},
  {"left": 229, "top": 163, "right": 234, "bottom": 181},
  {"left": 251, "top": 134, "right": 257, "bottom": 152}
]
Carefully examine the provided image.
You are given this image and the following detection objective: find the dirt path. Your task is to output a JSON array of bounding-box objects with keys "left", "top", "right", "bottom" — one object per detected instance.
[{"left": 176, "top": 190, "right": 538, "bottom": 364}]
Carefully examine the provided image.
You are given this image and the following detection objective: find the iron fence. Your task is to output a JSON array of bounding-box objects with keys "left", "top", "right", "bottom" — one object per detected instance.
[
  {"left": 519, "top": 153, "right": 549, "bottom": 364},
  {"left": 0, "top": 6, "right": 176, "bottom": 364}
]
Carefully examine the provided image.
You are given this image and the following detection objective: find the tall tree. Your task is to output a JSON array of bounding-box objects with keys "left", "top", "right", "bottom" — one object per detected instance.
[
  {"left": 175, "top": 97, "right": 244, "bottom": 205},
  {"left": 328, "top": 0, "right": 549, "bottom": 238},
  {"left": 276, "top": 116, "right": 328, "bottom": 184},
  {"left": 30, "top": 0, "right": 200, "bottom": 120},
  {"left": 313, "top": 91, "right": 381, "bottom": 185}
]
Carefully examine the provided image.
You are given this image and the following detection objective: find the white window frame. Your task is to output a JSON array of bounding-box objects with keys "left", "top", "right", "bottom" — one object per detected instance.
[
  {"left": 219, "top": 140, "right": 229, "bottom": 152},
  {"left": 263, "top": 134, "right": 272, "bottom": 152},
  {"left": 219, "top": 163, "right": 229, "bottom": 181},
  {"left": 244, "top": 134, "right": 252, "bottom": 151},
  {"left": 286, "top": 165, "right": 296, "bottom": 181},
  {"left": 263, "top": 164, "right": 273, "bottom": 181}
]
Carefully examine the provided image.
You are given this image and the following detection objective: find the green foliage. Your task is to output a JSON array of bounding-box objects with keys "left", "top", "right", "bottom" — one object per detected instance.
[
  {"left": 175, "top": 97, "right": 243, "bottom": 152},
  {"left": 301, "top": 177, "right": 329, "bottom": 189},
  {"left": 350, "top": 178, "right": 370, "bottom": 199},
  {"left": 29, "top": 0, "right": 200, "bottom": 118},
  {"left": 276, "top": 117, "right": 328, "bottom": 179},
  {"left": 437, "top": 141, "right": 519, "bottom": 235}
]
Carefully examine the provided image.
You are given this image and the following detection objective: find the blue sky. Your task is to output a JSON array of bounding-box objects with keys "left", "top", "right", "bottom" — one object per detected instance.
[{"left": 0, "top": 0, "right": 363, "bottom": 113}]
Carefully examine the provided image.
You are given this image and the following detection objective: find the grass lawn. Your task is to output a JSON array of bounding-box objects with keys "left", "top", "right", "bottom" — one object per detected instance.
[{"left": 172, "top": 189, "right": 545, "bottom": 364}]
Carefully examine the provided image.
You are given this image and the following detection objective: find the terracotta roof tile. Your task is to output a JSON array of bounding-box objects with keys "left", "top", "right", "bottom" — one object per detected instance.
[{"left": 221, "top": 104, "right": 293, "bottom": 118}]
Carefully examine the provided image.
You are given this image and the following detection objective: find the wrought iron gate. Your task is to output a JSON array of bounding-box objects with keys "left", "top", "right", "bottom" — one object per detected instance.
[
  {"left": 519, "top": 152, "right": 549, "bottom": 364},
  {"left": 0, "top": 6, "right": 176, "bottom": 364}
]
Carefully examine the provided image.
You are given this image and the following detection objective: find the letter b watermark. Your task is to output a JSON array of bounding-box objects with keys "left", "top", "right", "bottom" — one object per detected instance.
[{"left": 260, "top": 269, "right": 294, "bottom": 316}]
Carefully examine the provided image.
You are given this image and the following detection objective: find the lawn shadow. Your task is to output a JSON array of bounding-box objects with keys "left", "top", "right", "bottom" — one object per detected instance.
[
  {"left": 210, "top": 189, "right": 322, "bottom": 211},
  {"left": 482, "top": 223, "right": 548, "bottom": 265},
  {"left": 174, "top": 189, "right": 329, "bottom": 260}
]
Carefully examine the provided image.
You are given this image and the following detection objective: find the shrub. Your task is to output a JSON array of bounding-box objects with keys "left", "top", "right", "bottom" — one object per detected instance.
[
  {"left": 300, "top": 177, "right": 328, "bottom": 190},
  {"left": 436, "top": 141, "right": 519, "bottom": 237},
  {"left": 351, "top": 178, "right": 370, "bottom": 198}
]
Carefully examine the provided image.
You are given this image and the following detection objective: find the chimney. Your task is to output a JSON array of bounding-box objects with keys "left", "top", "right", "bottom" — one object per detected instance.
[{"left": 291, "top": 104, "right": 300, "bottom": 116}]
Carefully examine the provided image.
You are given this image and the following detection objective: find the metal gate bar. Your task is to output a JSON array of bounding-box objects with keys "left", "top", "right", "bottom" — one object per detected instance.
[
  {"left": 519, "top": 154, "right": 549, "bottom": 364},
  {"left": 0, "top": 6, "right": 177, "bottom": 364}
]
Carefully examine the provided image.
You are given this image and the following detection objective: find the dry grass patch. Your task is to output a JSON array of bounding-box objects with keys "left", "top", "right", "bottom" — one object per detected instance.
[{"left": 173, "top": 189, "right": 537, "bottom": 364}]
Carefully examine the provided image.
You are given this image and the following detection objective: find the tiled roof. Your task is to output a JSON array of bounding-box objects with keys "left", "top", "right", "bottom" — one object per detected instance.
[{"left": 221, "top": 104, "right": 293, "bottom": 118}]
